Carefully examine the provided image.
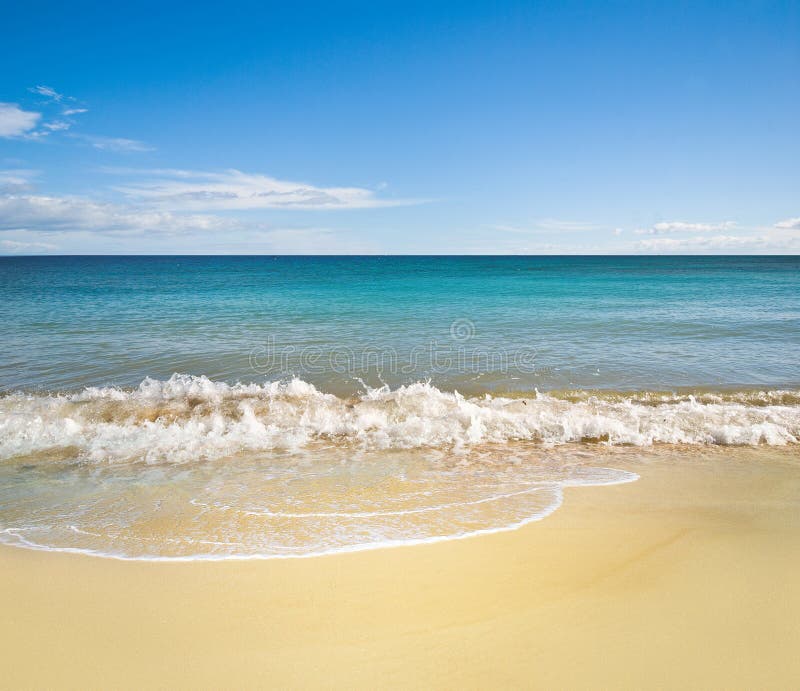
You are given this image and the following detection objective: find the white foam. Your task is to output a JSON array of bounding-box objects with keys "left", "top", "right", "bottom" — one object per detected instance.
[{"left": 1, "top": 375, "right": 798, "bottom": 464}]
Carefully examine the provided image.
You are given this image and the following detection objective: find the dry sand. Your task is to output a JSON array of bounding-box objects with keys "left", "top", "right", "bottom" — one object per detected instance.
[{"left": 2, "top": 447, "right": 799, "bottom": 689}]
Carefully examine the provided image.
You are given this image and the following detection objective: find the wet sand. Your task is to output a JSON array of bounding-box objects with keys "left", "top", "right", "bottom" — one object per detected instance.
[{"left": 1, "top": 447, "right": 798, "bottom": 689}]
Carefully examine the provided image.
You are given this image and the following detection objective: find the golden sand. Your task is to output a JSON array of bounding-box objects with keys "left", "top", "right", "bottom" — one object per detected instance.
[{"left": 2, "top": 448, "right": 799, "bottom": 689}]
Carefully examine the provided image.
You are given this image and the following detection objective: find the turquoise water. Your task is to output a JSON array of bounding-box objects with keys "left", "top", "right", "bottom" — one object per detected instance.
[
  {"left": 1, "top": 255, "right": 798, "bottom": 560},
  {"left": 1, "top": 255, "right": 799, "bottom": 394}
]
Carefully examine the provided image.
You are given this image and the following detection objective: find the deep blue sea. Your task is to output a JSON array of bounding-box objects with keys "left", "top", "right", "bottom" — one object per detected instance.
[
  {"left": 1, "top": 255, "right": 799, "bottom": 394},
  {"left": 1, "top": 255, "right": 798, "bottom": 560}
]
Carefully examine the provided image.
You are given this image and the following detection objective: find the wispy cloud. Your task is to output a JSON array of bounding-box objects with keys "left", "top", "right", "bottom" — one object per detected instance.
[
  {"left": 635, "top": 221, "right": 736, "bottom": 235},
  {"left": 493, "top": 219, "right": 601, "bottom": 234},
  {"left": 0, "top": 103, "right": 41, "bottom": 138},
  {"left": 0, "top": 191, "right": 381, "bottom": 254},
  {"left": 484, "top": 216, "right": 800, "bottom": 254},
  {"left": 2, "top": 87, "right": 91, "bottom": 140},
  {"left": 43, "top": 121, "right": 71, "bottom": 132},
  {"left": 29, "top": 85, "right": 64, "bottom": 102},
  {"left": 0, "top": 238, "right": 58, "bottom": 253},
  {"left": 27, "top": 85, "right": 89, "bottom": 135},
  {"left": 0, "top": 169, "right": 38, "bottom": 193},
  {"left": 71, "top": 134, "right": 155, "bottom": 153},
  {"left": 112, "top": 168, "right": 415, "bottom": 210},
  {"left": 774, "top": 217, "right": 800, "bottom": 230},
  {"left": 635, "top": 233, "right": 800, "bottom": 253},
  {"left": 0, "top": 164, "right": 412, "bottom": 253},
  {"left": 0, "top": 194, "right": 235, "bottom": 235},
  {"left": 2, "top": 87, "right": 138, "bottom": 145}
]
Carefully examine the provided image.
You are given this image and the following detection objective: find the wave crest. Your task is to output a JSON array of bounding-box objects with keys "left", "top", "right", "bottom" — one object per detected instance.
[{"left": 1, "top": 374, "right": 798, "bottom": 464}]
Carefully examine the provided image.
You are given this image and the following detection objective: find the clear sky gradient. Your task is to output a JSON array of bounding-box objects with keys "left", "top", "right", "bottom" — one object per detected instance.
[{"left": 1, "top": 1, "right": 798, "bottom": 254}]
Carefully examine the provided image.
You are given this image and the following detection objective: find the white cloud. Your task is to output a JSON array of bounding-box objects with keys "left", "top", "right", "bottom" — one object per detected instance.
[
  {"left": 71, "top": 134, "right": 155, "bottom": 152},
  {"left": 43, "top": 121, "right": 71, "bottom": 132},
  {"left": 0, "top": 169, "right": 38, "bottom": 193},
  {"left": 112, "top": 168, "right": 414, "bottom": 210},
  {"left": 613, "top": 228, "right": 623, "bottom": 236},
  {"left": 462, "top": 240, "right": 616, "bottom": 255},
  {"left": 0, "top": 164, "right": 414, "bottom": 253},
  {"left": 2, "top": 88, "right": 86, "bottom": 140},
  {"left": 29, "top": 85, "right": 63, "bottom": 102},
  {"left": 0, "top": 103, "right": 42, "bottom": 138},
  {"left": 493, "top": 219, "right": 601, "bottom": 234},
  {"left": 0, "top": 238, "right": 58, "bottom": 253},
  {"left": 635, "top": 221, "right": 736, "bottom": 235},
  {"left": 0, "top": 194, "right": 236, "bottom": 235},
  {"left": 774, "top": 217, "right": 800, "bottom": 230},
  {"left": 635, "top": 233, "right": 800, "bottom": 253},
  {"left": 0, "top": 192, "right": 380, "bottom": 254}
]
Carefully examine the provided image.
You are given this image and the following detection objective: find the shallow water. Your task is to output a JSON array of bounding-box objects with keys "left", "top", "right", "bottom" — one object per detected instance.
[{"left": 0, "top": 442, "right": 639, "bottom": 559}]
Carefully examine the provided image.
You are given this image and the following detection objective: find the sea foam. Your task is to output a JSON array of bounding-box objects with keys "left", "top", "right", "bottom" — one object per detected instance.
[{"left": 1, "top": 374, "right": 798, "bottom": 465}]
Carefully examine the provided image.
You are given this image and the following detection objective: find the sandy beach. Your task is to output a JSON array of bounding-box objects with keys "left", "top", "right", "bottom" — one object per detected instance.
[{"left": 2, "top": 446, "right": 798, "bottom": 690}]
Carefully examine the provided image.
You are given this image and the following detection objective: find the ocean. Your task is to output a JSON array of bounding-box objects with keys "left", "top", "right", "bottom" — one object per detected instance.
[{"left": 1, "top": 255, "right": 798, "bottom": 559}]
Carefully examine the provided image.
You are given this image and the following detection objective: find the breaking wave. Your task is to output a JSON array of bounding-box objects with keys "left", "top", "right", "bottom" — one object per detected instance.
[{"left": 1, "top": 374, "right": 798, "bottom": 465}]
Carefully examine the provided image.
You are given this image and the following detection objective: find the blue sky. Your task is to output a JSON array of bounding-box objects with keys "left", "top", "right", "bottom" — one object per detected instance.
[{"left": 1, "top": 0, "right": 798, "bottom": 254}]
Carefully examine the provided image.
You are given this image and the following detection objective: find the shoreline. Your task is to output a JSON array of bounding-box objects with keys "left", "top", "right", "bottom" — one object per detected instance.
[
  {"left": 0, "top": 472, "right": 637, "bottom": 563},
  {"left": 2, "top": 447, "right": 799, "bottom": 689}
]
